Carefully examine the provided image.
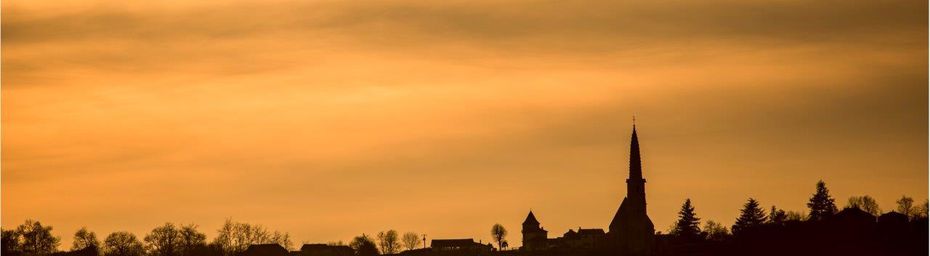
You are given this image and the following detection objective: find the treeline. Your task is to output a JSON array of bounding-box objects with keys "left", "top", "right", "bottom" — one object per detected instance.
[
  {"left": 1, "top": 219, "right": 293, "bottom": 256},
  {"left": 665, "top": 180, "right": 928, "bottom": 239},
  {"left": 3, "top": 180, "right": 927, "bottom": 256},
  {"left": 347, "top": 230, "right": 427, "bottom": 256},
  {"left": 0, "top": 220, "right": 429, "bottom": 256},
  {"left": 661, "top": 180, "right": 929, "bottom": 256}
]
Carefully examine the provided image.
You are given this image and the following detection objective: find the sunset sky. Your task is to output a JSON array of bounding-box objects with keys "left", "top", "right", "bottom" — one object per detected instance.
[{"left": 2, "top": 0, "right": 928, "bottom": 250}]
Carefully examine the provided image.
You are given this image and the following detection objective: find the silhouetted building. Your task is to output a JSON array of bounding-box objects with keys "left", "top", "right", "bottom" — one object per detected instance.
[
  {"left": 608, "top": 124, "right": 655, "bottom": 256},
  {"left": 431, "top": 239, "right": 492, "bottom": 256},
  {"left": 832, "top": 207, "right": 876, "bottom": 226},
  {"left": 877, "top": 211, "right": 910, "bottom": 235},
  {"left": 521, "top": 211, "right": 548, "bottom": 251},
  {"left": 244, "top": 244, "right": 289, "bottom": 256},
  {"left": 299, "top": 244, "right": 353, "bottom": 256},
  {"left": 398, "top": 248, "right": 432, "bottom": 256},
  {"left": 556, "top": 228, "right": 606, "bottom": 250},
  {"left": 878, "top": 212, "right": 908, "bottom": 225}
]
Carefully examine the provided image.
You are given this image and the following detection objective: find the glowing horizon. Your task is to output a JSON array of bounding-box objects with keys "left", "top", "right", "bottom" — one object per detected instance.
[{"left": 2, "top": 0, "right": 927, "bottom": 250}]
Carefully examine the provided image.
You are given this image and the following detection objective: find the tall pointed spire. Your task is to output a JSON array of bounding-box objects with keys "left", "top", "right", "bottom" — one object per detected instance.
[
  {"left": 629, "top": 119, "right": 642, "bottom": 181},
  {"left": 609, "top": 120, "right": 654, "bottom": 256}
]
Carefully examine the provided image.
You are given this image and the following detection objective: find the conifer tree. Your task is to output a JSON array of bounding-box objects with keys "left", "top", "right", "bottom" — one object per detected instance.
[
  {"left": 732, "top": 198, "right": 766, "bottom": 236},
  {"left": 673, "top": 199, "right": 701, "bottom": 241},
  {"left": 807, "top": 180, "right": 837, "bottom": 221}
]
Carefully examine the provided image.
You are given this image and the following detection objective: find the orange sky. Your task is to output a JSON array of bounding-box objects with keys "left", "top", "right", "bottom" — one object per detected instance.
[{"left": 2, "top": 0, "right": 928, "bottom": 250}]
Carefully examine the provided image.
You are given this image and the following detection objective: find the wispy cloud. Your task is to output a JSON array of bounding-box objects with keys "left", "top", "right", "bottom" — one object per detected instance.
[{"left": 2, "top": 0, "right": 926, "bottom": 249}]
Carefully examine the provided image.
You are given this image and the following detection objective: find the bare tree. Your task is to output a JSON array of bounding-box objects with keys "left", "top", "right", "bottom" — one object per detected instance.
[
  {"left": 401, "top": 232, "right": 420, "bottom": 251},
  {"left": 212, "top": 219, "right": 292, "bottom": 255},
  {"left": 768, "top": 206, "right": 787, "bottom": 224},
  {"left": 144, "top": 223, "right": 181, "bottom": 256},
  {"left": 847, "top": 195, "right": 881, "bottom": 216},
  {"left": 271, "top": 231, "right": 293, "bottom": 251},
  {"left": 178, "top": 224, "right": 207, "bottom": 256},
  {"left": 16, "top": 219, "right": 60, "bottom": 255},
  {"left": 376, "top": 230, "right": 400, "bottom": 254},
  {"left": 104, "top": 232, "right": 145, "bottom": 256},
  {"left": 350, "top": 234, "right": 379, "bottom": 256},
  {"left": 73, "top": 227, "right": 100, "bottom": 251},
  {"left": 490, "top": 224, "right": 507, "bottom": 250},
  {"left": 921, "top": 199, "right": 930, "bottom": 218},
  {"left": 896, "top": 196, "right": 916, "bottom": 218},
  {"left": 701, "top": 220, "right": 728, "bottom": 241},
  {"left": 785, "top": 211, "right": 808, "bottom": 222}
]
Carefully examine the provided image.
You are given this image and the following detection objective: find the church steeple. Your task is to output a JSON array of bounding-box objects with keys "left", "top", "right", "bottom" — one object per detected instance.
[
  {"left": 629, "top": 123, "right": 643, "bottom": 182},
  {"left": 608, "top": 121, "right": 654, "bottom": 256},
  {"left": 626, "top": 122, "right": 646, "bottom": 210}
]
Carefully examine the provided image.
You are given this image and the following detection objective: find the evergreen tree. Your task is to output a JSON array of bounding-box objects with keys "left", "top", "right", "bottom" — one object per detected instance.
[
  {"left": 732, "top": 198, "right": 766, "bottom": 236},
  {"left": 673, "top": 199, "right": 701, "bottom": 241},
  {"left": 807, "top": 180, "right": 837, "bottom": 221}
]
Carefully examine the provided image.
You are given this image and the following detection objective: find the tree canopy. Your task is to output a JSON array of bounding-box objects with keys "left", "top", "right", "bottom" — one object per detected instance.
[
  {"left": 376, "top": 230, "right": 400, "bottom": 254},
  {"left": 701, "top": 220, "right": 728, "bottom": 241},
  {"left": 350, "top": 234, "right": 379, "bottom": 256},
  {"left": 401, "top": 232, "right": 420, "bottom": 251},
  {"left": 212, "top": 219, "right": 292, "bottom": 255},
  {"left": 104, "top": 232, "right": 145, "bottom": 256},
  {"left": 144, "top": 223, "right": 181, "bottom": 256},
  {"left": 15, "top": 219, "right": 60, "bottom": 255},
  {"left": 72, "top": 227, "right": 100, "bottom": 251},
  {"left": 847, "top": 195, "right": 881, "bottom": 216}
]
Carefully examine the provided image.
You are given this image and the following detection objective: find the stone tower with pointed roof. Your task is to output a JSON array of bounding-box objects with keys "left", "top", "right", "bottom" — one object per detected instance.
[
  {"left": 607, "top": 124, "right": 655, "bottom": 255},
  {"left": 521, "top": 211, "right": 548, "bottom": 251}
]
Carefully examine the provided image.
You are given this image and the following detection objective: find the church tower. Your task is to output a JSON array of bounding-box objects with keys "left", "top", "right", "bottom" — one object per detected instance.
[
  {"left": 607, "top": 123, "right": 655, "bottom": 255},
  {"left": 521, "top": 211, "right": 548, "bottom": 251}
]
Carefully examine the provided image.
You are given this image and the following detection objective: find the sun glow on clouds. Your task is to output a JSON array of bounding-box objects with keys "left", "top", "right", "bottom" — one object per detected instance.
[{"left": 2, "top": 0, "right": 927, "bottom": 249}]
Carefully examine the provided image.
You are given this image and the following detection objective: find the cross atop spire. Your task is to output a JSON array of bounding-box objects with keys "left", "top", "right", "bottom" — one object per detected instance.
[{"left": 608, "top": 119, "right": 655, "bottom": 255}]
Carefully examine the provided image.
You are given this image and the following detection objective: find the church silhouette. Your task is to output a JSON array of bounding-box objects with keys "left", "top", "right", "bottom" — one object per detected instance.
[{"left": 521, "top": 124, "right": 655, "bottom": 255}]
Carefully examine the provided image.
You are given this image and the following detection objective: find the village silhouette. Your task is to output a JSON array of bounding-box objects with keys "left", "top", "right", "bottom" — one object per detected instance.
[{"left": 3, "top": 124, "right": 928, "bottom": 256}]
